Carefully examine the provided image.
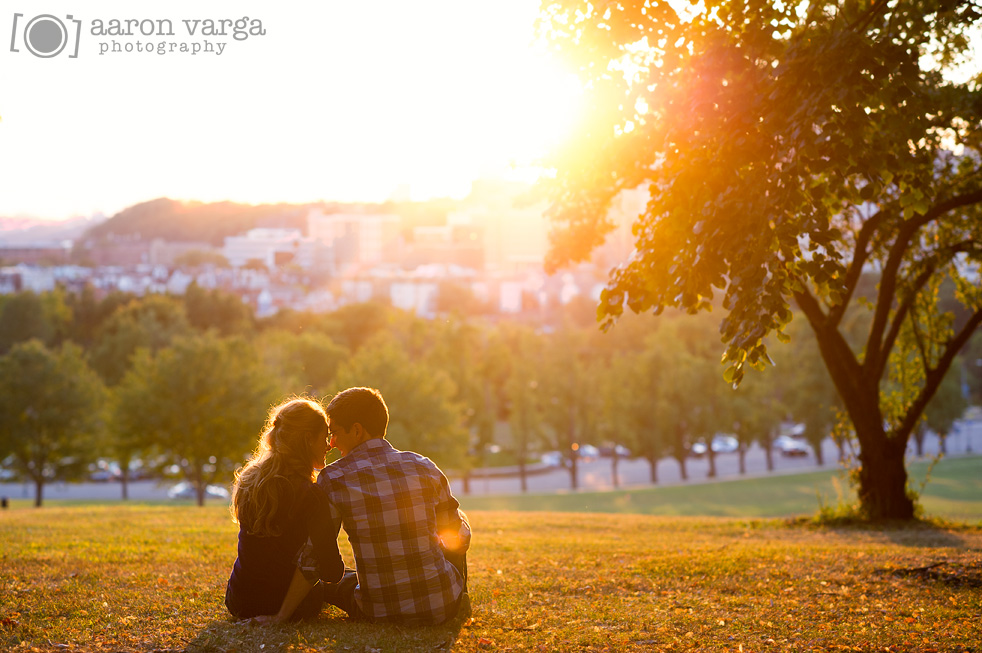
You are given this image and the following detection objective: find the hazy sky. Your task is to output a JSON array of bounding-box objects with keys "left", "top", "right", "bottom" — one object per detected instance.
[{"left": 0, "top": 0, "right": 582, "bottom": 220}]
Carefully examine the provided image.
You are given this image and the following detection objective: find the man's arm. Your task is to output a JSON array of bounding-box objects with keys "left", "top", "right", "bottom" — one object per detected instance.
[
  {"left": 434, "top": 468, "right": 471, "bottom": 554},
  {"left": 306, "top": 486, "right": 345, "bottom": 583}
]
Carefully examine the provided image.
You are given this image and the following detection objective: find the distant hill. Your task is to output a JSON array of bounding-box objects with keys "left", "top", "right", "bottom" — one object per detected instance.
[
  {"left": 81, "top": 198, "right": 326, "bottom": 246},
  {"left": 80, "top": 197, "right": 464, "bottom": 246},
  {"left": 0, "top": 214, "right": 108, "bottom": 245}
]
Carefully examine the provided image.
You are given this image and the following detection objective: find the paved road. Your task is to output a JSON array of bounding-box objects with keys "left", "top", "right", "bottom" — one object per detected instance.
[
  {"left": 450, "top": 419, "right": 982, "bottom": 496},
  {"left": 3, "top": 420, "right": 980, "bottom": 502}
]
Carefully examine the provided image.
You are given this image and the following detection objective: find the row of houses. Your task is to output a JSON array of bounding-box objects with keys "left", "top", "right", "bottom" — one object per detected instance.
[
  {"left": 1, "top": 185, "right": 645, "bottom": 318},
  {"left": 0, "top": 257, "right": 604, "bottom": 320}
]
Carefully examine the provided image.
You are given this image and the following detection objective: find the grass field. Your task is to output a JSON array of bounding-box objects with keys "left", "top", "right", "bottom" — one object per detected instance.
[
  {"left": 458, "top": 456, "right": 982, "bottom": 523},
  {"left": 1, "top": 504, "right": 981, "bottom": 652}
]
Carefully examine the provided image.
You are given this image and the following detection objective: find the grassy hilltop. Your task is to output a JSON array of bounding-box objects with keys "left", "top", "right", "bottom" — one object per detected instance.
[{"left": 2, "top": 500, "right": 980, "bottom": 652}]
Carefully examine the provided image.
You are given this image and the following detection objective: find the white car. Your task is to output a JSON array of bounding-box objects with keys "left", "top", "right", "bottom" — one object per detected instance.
[
  {"left": 539, "top": 451, "right": 564, "bottom": 467},
  {"left": 576, "top": 444, "right": 601, "bottom": 461},
  {"left": 690, "top": 434, "right": 740, "bottom": 457},
  {"left": 774, "top": 436, "right": 810, "bottom": 457},
  {"left": 167, "top": 481, "right": 230, "bottom": 500}
]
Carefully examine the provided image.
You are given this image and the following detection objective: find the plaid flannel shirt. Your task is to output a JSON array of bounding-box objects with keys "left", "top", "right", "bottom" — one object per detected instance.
[{"left": 317, "top": 438, "right": 471, "bottom": 625}]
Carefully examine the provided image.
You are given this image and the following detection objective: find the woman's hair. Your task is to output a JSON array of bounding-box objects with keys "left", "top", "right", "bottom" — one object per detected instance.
[{"left": 230, "top": 397, "right": 327, "bottom": 537}]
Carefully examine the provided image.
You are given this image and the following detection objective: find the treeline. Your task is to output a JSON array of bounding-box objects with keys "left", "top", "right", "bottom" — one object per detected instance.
[{"left": 0, "top": 286, "right": 972, "bottom": 506}]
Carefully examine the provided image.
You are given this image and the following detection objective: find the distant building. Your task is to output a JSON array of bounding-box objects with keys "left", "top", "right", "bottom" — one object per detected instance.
[
  {"left": 148, "top": 239, "right": 218, "bottom": 267},
  {"left": 307, "top": 210, "right": 402, "bottom": 276},
  {"left": 0, "top": 241, "right": 72, "bottom": 266},
  {"left": 453, "top": 179, "right": 550, "bottom": 274},
  {"left": 82, "top": 235, "right": 151, "bottom": 267},
  {"left": 405, "top": 224, "right": 485, "bottom": 270},
  {"left": 223, "top": 228, "right": 304, "bottom": 269},
  {"left": 0, "top": 265, "right": 57, "bottom": 293}
]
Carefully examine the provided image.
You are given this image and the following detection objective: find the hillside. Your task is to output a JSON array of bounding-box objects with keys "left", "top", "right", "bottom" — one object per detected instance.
[
  {"left": 0, "top": 215, "right": 106, "bottom": 245},
  {"left": 81, "top": 198, "right": 322, "bottom": 246},
  {"left": 2, "top": 506, "right": 980, "bottom": 652},
  {"left": 79, "top": 196, "right": 464, "bottom": 246}
]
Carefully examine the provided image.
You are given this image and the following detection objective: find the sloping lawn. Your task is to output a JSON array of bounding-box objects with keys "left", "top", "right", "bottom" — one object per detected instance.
[
  {"left": 458, "top": 456, "right": 982, "bottom": 523},
  {"left": 1, "top": 505, "right": 980, "bottom": 652}
]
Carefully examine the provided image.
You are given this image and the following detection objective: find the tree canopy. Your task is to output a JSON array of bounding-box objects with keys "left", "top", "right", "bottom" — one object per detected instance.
[
  {"left": 113, "top": 334, "right": 277, "bottom": 505},
  {"left": 538, "top": 0, "right": 982, "bottom": 519},
  {"left": 0, "top": 340, "right": 106, "bottom": 506}
]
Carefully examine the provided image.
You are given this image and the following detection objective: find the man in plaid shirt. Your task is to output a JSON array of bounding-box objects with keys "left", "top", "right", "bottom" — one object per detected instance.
[{"left": 313, "top": 386, "right": 470, "bottom": 625}]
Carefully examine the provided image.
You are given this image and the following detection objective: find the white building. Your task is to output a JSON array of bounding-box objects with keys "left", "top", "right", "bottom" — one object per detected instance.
[
  {"left": 307, "top": 210, "right": 401, "bottom": 276},
  {"left": 223, "top": 229, "right": 304, "bottom": 269},
  {"left": 0, "top": 265, "right": 56, "bottom": 293}
]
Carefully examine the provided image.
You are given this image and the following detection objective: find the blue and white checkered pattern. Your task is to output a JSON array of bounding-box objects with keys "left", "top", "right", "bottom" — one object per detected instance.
[{"left": 317, "top": 438, "right": 470, "bottom": 625}]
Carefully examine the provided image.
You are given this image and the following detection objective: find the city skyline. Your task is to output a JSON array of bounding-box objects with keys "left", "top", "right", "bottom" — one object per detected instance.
[{"left": 0, "top": 0, "right": 583, "bottom": 221}]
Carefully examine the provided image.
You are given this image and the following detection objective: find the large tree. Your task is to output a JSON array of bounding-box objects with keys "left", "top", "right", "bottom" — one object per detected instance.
[
  {"left": 89, "top": 294, "right": 193, "bottom": 385},
  {"left": 0, "top": 340, "right": 106, "bottom": 506},
  {"left": 538, "top": 0, "right": 982, "bottom": 519},
  {"left": 334, "top": 334, "right": 470, "bottom": 471},
  {"left": 113, "top": 334, "right": 277, "bottom": 505}
]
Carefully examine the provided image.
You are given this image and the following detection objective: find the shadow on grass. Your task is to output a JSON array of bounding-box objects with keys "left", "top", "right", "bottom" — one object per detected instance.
[
  {"left": 186, "top": 597, "right": 472, "bottom": 653},
  {"left": 789, "top": 514, "right": 980, "bottom": 549}
]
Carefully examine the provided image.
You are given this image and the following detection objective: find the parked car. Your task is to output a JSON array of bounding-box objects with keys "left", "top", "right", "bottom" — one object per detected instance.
[
  {"left": 539, "top": 451, "right": 564, "bottom": 467},
  {"left": 88, "top": 460, "right": 121, "bottom": 482},
  {"left": 774, "top": 435, "right": 810, "bottom": 457},
  {"left": 599, "top": 445, "right": 633, "bottom": 458},
  {"left": 167, "top": 481, "right": 230, "bottom": 500},
  {"left": 689, "top": 434, "right": 740, "bottom": 457},
  {"left": 576, "top": 444, "right": 601, "bottom": 461}
]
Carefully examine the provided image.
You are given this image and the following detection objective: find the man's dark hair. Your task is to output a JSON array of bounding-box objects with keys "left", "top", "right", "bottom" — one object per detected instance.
[{"left": 325, "top": 387, "right": 389, "bottom": 438}]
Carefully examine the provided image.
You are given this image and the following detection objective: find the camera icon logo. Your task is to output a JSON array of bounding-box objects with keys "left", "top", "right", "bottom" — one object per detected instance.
[{"left": 9, "top": 13, "right": 81, "bottom": 58}]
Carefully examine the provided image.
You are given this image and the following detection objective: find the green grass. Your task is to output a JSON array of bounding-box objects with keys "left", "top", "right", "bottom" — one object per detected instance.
[
  {"left": 1, "top": 506, "right": 981, "bottom": 652},
  {"left": 457, "top": 456, "right": 982, "bottom": 523}
]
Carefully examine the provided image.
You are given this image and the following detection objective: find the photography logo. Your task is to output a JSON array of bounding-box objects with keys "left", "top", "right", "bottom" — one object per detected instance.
[{"left": 9, "top": 13, "right": 81, "bottom": 58}]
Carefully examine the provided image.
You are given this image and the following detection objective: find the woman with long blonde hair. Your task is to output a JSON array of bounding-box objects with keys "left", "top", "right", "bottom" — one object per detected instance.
[{"left": 224, "top": 397, "right": 343, "bottom": 621}]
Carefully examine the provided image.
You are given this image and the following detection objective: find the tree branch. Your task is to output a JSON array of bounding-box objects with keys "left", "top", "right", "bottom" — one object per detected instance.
[
  {"left": 863, "top": 186, "right": 982, "bottom": 376},
  {"left": 908, "top": 307, "right": 931, "bottom": 379},
  {"left": 876, "top": 264, "right": 936, "bottom": 382},
  {"left": 896, "top": 308, "right": 982, "bottom": 440},
  {"left": 794, "top": 287, "right": 865, "bottom": 389},
  {"left": 829, "top": 207, "right": 891, "bottom": 328},
  {"left": 875, "top": 239, "right": 981, "bottom": 381},
  {"left": 849, "top": 0, "right": 892, "bottom": 34}
]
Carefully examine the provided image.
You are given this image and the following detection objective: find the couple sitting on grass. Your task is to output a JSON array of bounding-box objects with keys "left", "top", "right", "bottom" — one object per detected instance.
[{"left": 224, "top": 387, "right": 471, "bottom": 626}]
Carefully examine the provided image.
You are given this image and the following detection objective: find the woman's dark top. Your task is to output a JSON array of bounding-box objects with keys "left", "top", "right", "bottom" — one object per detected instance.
[{"left": 225, "top": 480, "right": 343, "bottom": 619}]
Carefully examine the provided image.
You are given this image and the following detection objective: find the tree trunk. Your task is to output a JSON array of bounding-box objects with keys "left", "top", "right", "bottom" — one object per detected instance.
[
  {"left": 194, "top": 466, "right": 206, "bottom": 507},
  {"left": 518, "top": 460, "right": 528, "bottom": 493},
  {"left": 913, "top": 427, "right": 926, "bottom": 457},
  {"left": 462, "top": 469, "right": 471, "bottom": 495},
  {"left": 813, "top": 440, "right": 825, "bottom": 466},
  {"left": 567, "top": 413, "right": 578, "bottom": 490},
  {"left": 675, "top": 454, "right": 688, "bottom": 481},
  {"left": 121, "top": 467, "right": 130, "bottom": 501},
  {"left": 764, "top": 441, "right": 774, "bottom": 472},
  {"left": 939, "top": 431, "right": 948, "bottom": 455},
  {"left": 804, "top": 307, "right": 928, "bottom": 520},
  {"left": 611, "top": 454, "right": 620, "bottom": 489},
  {"left": 706, "top": 447, "right": 717, "bottom": 478},
  {"left": 647, "top": 455, "right": 658, "bottom": 484},
  {"left": 856, "top": 428, "right": 915, "bottom": 521},
  {"left": 34, "top": 476, "right": 44, "bottom": 508},
  {"left": 738, "top": 447, "right": 746, "bottom": 475}
]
